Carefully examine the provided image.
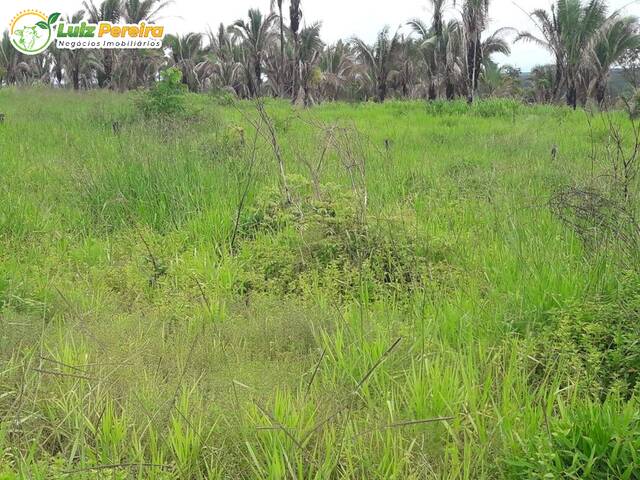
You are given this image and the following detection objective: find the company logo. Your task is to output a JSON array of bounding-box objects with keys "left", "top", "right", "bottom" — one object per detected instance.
[
  {"left": 9, "top": 10, "right": 59, "bottom": 54},
  {"left": 9, "top": 10, "right": 165, "bottom": 54}
]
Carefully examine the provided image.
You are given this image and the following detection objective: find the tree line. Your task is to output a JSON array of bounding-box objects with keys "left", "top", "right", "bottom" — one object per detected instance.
[{"left": 1, "top": 0, "right": 639, "bottom": 108}]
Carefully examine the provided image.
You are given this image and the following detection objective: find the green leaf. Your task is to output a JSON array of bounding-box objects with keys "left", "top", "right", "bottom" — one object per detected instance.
[
  {"left": 36, "top": 21, "right": 48, "bottom": 30},
  {"left": 48, "top": 12, "right": 61, "bottom": 25}
]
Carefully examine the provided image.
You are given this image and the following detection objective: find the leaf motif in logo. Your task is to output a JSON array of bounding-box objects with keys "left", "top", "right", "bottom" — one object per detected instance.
[
  {"left": 36, "top": 21, "right": 49, "bottom": 30},
  {"left": 48, "top": 12, "right": 61, "bottom": 25}
]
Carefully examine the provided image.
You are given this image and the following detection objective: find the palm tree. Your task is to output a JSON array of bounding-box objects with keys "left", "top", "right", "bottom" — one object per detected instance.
[
  {"left": 466, "top": 28, "right": 513, "bottom": 98},
  {"left": 165, "top": 32, "right": 205, "bottom": 92},
  {"left": 205, "top": 23, "right": 243, "bottom": 94},
  {"left": 0, "top": 31, "right": 32, "bottom": 85},
  {"left": 83, "top": 0, "right": 122, "bottom": 87},
  {"left": 558, "top": 0, "right": 609, "bottom": 108},
  {"left": 123, "top": 0, "right": 170, "bottom": 23},
  {"left": 389, "top": 38, "right": 420, "bottom": 98},
  {"left": 297, "top": 22, "right": 324, "bottom": 105},
  {"left": 409, "top": 1, "right": 470, "bottom": 100},
  {"left": 481, "top": 27, "right": 512, "bottom": 74},
  {"left": 232, "top": 9, "right": 276, "bottom": 97},
  {"left": 408, "top": 18, "right": 438, "bottom": 99},
  {"left": 352, "top": 26, "right": 401, "bottom": 102},
  {"left": 289, "top": 0, "right": 303, "bottom": 102},
  {"left": 62, "top": 10, "right": 103, "bottom": 89},
  {"left": 457, "top": 0, "right": 491, "bottom": 102},
  {"left": 319, "top": 41, "right": 356, "bottom": 100},
  {"left": 517, "top": 0, "right": 613, "bottom": 108},
  {"left": 528, "top": 64, "right": 555, "bottom": 103},
  {"left": 111, "top": 47, "right": 164, "bottom": 91},
  {"left": 263, "top": 33, "right": 286, "bottom": 96},
  {"left": 589, "top": 16, "right": 640, "bottom": 104},
  {"left": 119, "top": 0, "right": 171, "bottom": 89},
  {"left": 516, "top": 6, "right": 565, "bottom": 101},
  {"left": 270, "top": 0, "right": 286, "bottom": 97},
  {"left": 440, "top": 19, "right": 465, "bottom": 99},
  {"left": 30, "top": 53, "right": 52, "bottom": 85},
  {"left": 408, "top": 0, "right": 448, "bottom": 99},
  {"left": 84, "top": 0, "right": 121, "bottom": 22},
  {"left": 45, "top": 44, "right": 65, "bottom": 86},
  {"left": 481, "top": 63, "right": 520, "bottom": 97}
]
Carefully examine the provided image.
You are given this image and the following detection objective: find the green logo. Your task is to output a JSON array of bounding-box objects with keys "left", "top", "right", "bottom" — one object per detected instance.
[{"left": 10, "top": 10, "right": 60, "bottom": 55}]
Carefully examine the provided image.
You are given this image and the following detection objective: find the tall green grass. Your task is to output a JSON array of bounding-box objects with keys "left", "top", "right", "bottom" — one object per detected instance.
[{"left": 0, "top": 88, "right": 638, "bottom": 478}]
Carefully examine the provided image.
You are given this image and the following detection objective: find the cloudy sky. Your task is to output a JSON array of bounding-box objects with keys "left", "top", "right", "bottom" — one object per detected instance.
[{"left": 3, "top": 0, "right": 640, "bottom": 70}]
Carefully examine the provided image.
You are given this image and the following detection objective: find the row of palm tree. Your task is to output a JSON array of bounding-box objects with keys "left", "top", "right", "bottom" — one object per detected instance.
[
  {"left": 1, "top": 0, "right": 638, "bottom": 107},
  {"left": 518, "top": 0, "right": 640, "bottom": 108}
]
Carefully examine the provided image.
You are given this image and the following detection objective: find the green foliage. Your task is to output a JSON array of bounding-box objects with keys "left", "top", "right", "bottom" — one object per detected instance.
[
  {"left": 424, "top": 99, "right": 469, "bottom": 115},
  {"left": 532, "top": 272, "right": 640, "bottom": 400},
  {"left": 208, "top": 88, "right": 237, "bottom": 106},
  {"left": 137, "top": 67, "right": 187, "bottom": 117},
  {"left": 1, "top": 89, "right": 639, "bottom": 478},
  {"left": 235, "top": 176, "right": 449, "bottom": 299},
  {"left": 507, "top": 398, "right": 640, "bottom": 479},
  {"left": 424, "top": 98, "right": 523, "bottom": 117},
  {"left": 471, "top": 98, "right": 522, "bottom": 118},
  {"left": 627, "top": 88, "right": 640, "bottom": 119}
]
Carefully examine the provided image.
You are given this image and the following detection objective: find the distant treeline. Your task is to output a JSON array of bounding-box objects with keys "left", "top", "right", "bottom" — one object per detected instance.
[{"left": 1, "top": 0, "right": 639, "bottom": 108}]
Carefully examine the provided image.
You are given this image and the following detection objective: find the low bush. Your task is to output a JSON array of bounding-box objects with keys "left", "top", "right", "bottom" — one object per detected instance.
[
  {"left": 424, "top": 99, "right": 469, "bottom": 115},
  {"left": 137, "top": 67, "right": 187, "bottom": 117},
  {"left": 471, "top": 98, "right": 522, "bottom": 118},
  {"left": 235, "top": 176, "right": 451, "bottom": 299},
  {"left": 208, "top": 87, "right": 237, "bottom": 106},
  {"left": 506, "top": 398, "right": 640, "bottom": 479},
  {"left": 531, "top": 272, "right": 640, "bottom": 400},
  {"left": 423, "top": 98, "right": 523, "bottom": 117}
]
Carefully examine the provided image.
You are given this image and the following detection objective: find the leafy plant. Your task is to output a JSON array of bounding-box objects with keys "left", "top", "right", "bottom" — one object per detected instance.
[
  {"left": 507, "top": 398, "right": 640, "bottom": 479},
  {"left": 531, "top": 272, "right": 640, "bottom": 400},
  {"left": 235, "top": 176, "right": 451, "bottom": 299},
  {"left": 137, "top": 67, "right": 188, "bottom": 117}
]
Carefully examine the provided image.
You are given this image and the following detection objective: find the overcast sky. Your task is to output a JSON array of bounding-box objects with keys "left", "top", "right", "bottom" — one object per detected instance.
[{"left": 4, "top": 0, "right": 640, "bottom": 71}]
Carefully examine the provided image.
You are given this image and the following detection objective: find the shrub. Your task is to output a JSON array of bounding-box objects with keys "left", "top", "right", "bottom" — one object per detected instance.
[
  {"left": 470, "top": 98, "right": 522, "bottom": 118},
  {"left": 234, "top": 176, "right": 451, "bottom": 299},
  {"left": 208, "top": 87, "right": 236, "bottom": 106},
  {"left": 137, "top": 67, "right": 187, "bottom": 117},
  {"left": 423, "top": 98, "right": 522, "bottom": 118},
  {"left": 531, "top": 272, "right": 640, "bottom": 400},
  {"left": 506, "top": 398, "right": 640, "bottom": 479},
  {"left": 550, "top": 187, "right": 639, "bottom": 265},
  {"left": 424, "top": 99, "right": 469, "bottom": 116}
]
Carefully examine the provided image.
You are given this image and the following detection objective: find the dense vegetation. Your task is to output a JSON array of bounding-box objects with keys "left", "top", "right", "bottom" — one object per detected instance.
[
  {"left": 1, "top": 84, "right": 639, "bottom": 478},
  {"left": 1, "top": 0, "right": 640, "bottom": 107}
]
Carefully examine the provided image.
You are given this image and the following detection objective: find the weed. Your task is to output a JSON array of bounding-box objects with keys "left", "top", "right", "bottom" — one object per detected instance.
[
  {"left": 235, "top": 176, "right": 450, "bottom": 299},
  {"left": 531, "top": 271, "right": 640, "bottom": 400},
  {"left": 137, "top": 67, "right": 188, "bottom": 117}
]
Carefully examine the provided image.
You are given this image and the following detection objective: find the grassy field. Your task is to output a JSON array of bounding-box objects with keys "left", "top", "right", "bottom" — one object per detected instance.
[{"left": 1, "top": 88, "right": 639, "bottom": 479}]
